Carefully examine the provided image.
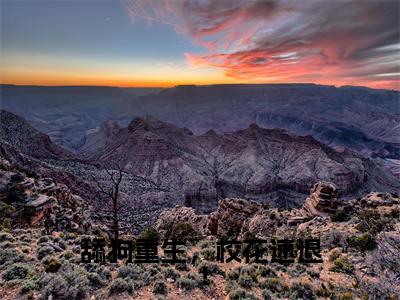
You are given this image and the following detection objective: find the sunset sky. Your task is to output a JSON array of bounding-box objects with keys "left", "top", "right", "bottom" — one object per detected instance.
[{"left": 1, "top": 0, "right": 399, "bottom": 89}]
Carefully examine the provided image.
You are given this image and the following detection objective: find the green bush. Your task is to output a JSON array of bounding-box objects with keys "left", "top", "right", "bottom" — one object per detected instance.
[
  {"left": 356, "top": 209, "right": 391, "bottom": 235},
  {"left": 87, "top": 272, "right": 106, "bottom": 288},
  {"left": 337, "top": 291, "right": 354, "bottom": 300},
  {"left": 161, "top": 267, "right": 180, "bottom": 280},
  {"left": 347, "top": 233, "right": 377, "bottom": 252},
  {"left": 201, "top": 247, "right": 216, "bottom": 261},
  {"left": 20, "top": 279, "right": 37, "bottom": 294},
  {"left": 37, "top": 245, "right": 55, "bottom": 260},
  {"left": 38, "top": 236, "right": 50, "bottom": 244},
  {"left": 331, "top": 209, "right": 351, "bottom": 222},
  {"left": 329, "top": 256, "right": 354, "bottom": 274},
  {"left": 176, "top": 276, "right": 198, "bottom": 291},
  {"left": 229, "top": 288, "right": 258, "bottom": 300},
  {"left": 289, "top": 282, "right": 315, "bottom": 299},
  {"left": 109, "top": 278, "right": 133, "bottom": 295},
  {"left": 0, "top": 232, "right": 14, "bottom": 243},
  {"left": 0, "top": 241, "right": 15, "bottom": 249},
  {"left": 197, "top": 261, "right": 225, "bottom": 277},
  {"left": 117, "top": 264, "right": 142, "bottom": 280},
  {"left": 238, "top": 274, "right": 255, "bottom": 289},
  {"left": 153, "top": 280, "right": 168, "bottom": 295},
  {"left": 3, "top": 263, "right": 32, "bottom": 281},
  {"left": 263, "top": 277, "right": 286, "bottom": 293},
  {"left": 38, "top": 264, "right": 89, "bottom": 300},
  {"left": 175, "top": 263, "right": 189, "bottom": 271},
  {"left": 257, "top": 265, "right": 277, "bottom": 278},
  {"left": 42, "top": 256, "right": 61, "bottom": 273},
  {"left": 329, "top": 250, "right": 341, "bottom": 262},
  {"left": 169, "top": 222, "right": 200, "bottom": 244},
  {"left": 138, "top": 227, "right": 160, "bottom": 241},
  {"left": 83, "top": 264, "right": 111, "bottom": 281},
  {"left": 0, "top": 202, "right": 15, "bottom": 231},
  {"left": 0, "top": 248, "right": 26, "bottom": 267}
]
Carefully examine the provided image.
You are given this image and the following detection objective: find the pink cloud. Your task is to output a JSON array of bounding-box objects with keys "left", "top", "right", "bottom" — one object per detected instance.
[{"left": 123, "top": 0, "right": 400, "bottom": 89}]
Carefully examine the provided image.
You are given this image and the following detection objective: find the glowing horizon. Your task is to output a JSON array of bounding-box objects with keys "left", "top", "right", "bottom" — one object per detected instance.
[{"left": 1, "top": 0, "right": 399, "bottom": 90}]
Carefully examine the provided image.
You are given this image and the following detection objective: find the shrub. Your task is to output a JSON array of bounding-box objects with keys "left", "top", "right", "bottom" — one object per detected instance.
[
  {"left": 388, "top": 208, "right": 399, "bottom": 219},
  {"left": 197, "top": 262, "right": 225, "bottom": 277},
  {"left": 238, "top": 274, "right": 255, "bottom": 289},
  {"left": 176, "top": 276, "right": 198, "bottom": 291},
  {"left": 169, "top": 222, "right": 200, "bottom": 244},
  {"left": 0, "top": 232, "right": 14, "bottom": 243},
  {"left": 42, "top": 256, "right": 61, "bottom": 273},
  {"left": 263, "top": 289, "right": 272, "bottom": 300},
  {"left": 289, "top": 282, "right": 315, "bottom": 299},
  {"left": 201, "top": 247, "right": 216, "bottom": 261},
  {"left": 329, "top": 250, "right": 341, "bottom": 262},
  {"left": 3, "top": 263, "right": 32, "bottom": 281},
  {"left": 329, "top": 256, "right": 354, "bottom": 274},
  {"left": 0, "top": 203, "right": 15, "bottom": 231},
  {"left": 263, "top": 277, "right": 285, "bottom": 293},
  {"left": 331, "top": 209, "right": 351, "bottom": 222},
  {"left": 0, "top": 248, "right": 26, "bottom": 267},
  {"left": 315, "top": 284, "right": 332, "bottom": 297},
  {"left": 146, "top": 265, "right": 161, "bottom": 276},
  {"left": 175, "top": 263, "right": 189, "bottom": 271},
  {"left": 153, "top": 280, "right": 168, "bottom": 295},
  {"left": 138, "top": 227, "right": 160, "bottom": 241},
  {"left": 19, "top": 234, "right": 32, "bottom": 243},
  {"left": 109, "top": 278, "right": 133, "bottom": 295},
  {"left": 338, "top": 291, "right": 353, "bottom": 300},
  {"left": 229, "top": 288, "right": 258, "bottom": 300},
  {"left": 61, "top": 251, "right": 75, "bottom": 261},
  {"left": 356, "top": 209, "right": 391, "bottom": 235},
  {"left": 161, "top": 267, "right": 180, "bottom": 280},
  {"left": 257, "top": 265, "right": 277, "bottom": 278},
  {"left": 87, "top": 272, "right": 106, "bottom": 288},
  {"left": 38, "top": 264, "right": 89, "bottom": 300},
  {"left": 83, "top": 264, "right": 111, "bottom": 281},
  {"left": 5, "top": 186, "right": 25, "bottom": 203},
  {"left": 117, "top": 264, "right": 142, "bottom": 280},
  {"left": 0, "top": 241, "right": 15, "bottom": 249},
  {"left": 20, "top": 279, "right": 37, "bottom": 294},
  {"left": 10, "top": 173, "right": 24, "bottom": 183},
  {"left": 227, "top": 268, "right": 240, "bottom": 281},
  {"left": 38, "top": 236, "right": 50, "bottom": 244},
  {"left": 347, "top": 233, "right": 377, "bottom": 252},
  {"left": 37, "top": 245, "right": 54, "bottom": 260},
  {"left": 23, "top": 169, "right": 40, "bottom": 179}
]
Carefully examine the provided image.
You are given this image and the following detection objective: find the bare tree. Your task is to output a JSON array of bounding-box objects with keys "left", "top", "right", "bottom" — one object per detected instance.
[{"left": 91, "top": 162, "right": 123, "bottom": 240}]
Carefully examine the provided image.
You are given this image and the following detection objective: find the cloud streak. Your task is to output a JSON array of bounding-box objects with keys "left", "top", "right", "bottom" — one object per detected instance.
[{"left": 123, "top": 0, "right": 400, "bottom": 89}]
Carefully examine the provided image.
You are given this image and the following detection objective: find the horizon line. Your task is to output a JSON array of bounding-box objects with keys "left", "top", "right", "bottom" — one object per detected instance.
[{"left": 1, "top": 82, "right": 398, "bottom": 92}]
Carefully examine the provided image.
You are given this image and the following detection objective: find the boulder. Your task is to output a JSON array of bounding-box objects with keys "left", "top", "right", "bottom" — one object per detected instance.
[{"left": 207, "top": 198, "right": 260, "bottom": 238}]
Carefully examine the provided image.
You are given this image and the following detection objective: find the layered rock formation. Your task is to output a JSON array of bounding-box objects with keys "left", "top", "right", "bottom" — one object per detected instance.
[
  {"left": 302, "top": 182, "right": 340, "bottom": 217},
  {"left": 84, "top": 116, "right": 399, "bottom": 213},
  {"left": 0, "top": 110, "right": 74, "bottom": 160}
]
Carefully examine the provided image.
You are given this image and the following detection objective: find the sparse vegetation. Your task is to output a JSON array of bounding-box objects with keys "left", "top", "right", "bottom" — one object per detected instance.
[
  {"left": 331, "top": 209, "right": 351, "bottom": 222},
  {"left": 3, "top": 263, "right": 32, "bottom": 281},
  {"left": 109, "top": 278, "right": 133, "bottom": 295},
  {"left": 153, "top": 280, "right": 168, "bottom": 295},
  {"left": 347, "top": 233, "right": 377, "bottom": 252},
  {"left": 329, "top": 255, "right": 355, "bottom": 274}
]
